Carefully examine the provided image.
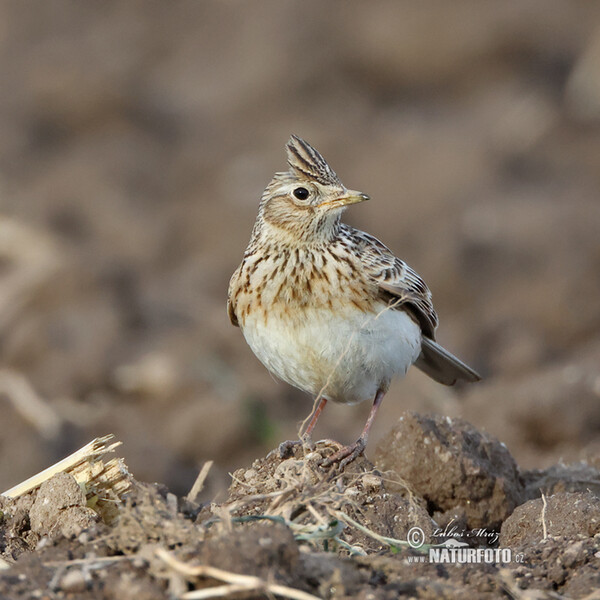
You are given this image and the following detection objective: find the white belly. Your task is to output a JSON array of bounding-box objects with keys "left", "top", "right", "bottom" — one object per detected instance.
[{"left": 241, "top": 306, "right": 421, "bottom": 405}]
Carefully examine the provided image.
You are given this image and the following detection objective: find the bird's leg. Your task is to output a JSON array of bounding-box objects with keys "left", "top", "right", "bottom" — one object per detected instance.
[
  {"left": 279, "top": 396, "right": 328, "bottom": 457},
  {"left": 322, "top": 388, "right": 385, "bottom": 468},
  {"left": 302, "top": 395, "right": 328, "bottom": 439}
]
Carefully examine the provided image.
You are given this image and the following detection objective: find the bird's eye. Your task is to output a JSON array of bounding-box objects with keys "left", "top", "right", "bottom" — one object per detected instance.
[{"left": 293, "top": 187, "right": 310, "bottom": 200}]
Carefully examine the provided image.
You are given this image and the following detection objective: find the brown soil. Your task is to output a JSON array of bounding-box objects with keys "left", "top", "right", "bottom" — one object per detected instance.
[{"left": 2, "top": 414, "right": 600, "bottom": 598}]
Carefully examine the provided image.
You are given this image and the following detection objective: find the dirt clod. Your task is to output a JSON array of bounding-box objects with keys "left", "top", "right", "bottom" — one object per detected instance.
[
  {"left": 500, "top": 491, "right": 600, "bottom": 547},
  {"left": 28, "top": 472, "right": 97, "bottom": 539},
  {"left": 374, "top": 412, "right": 524, "bottom": 529},
  {"left": 522, "top": 462, "right": 600, "bottom": 500},
  {"left": 227, "top": 440, "right": 435, "bottom": 554},
  {"left": 199, "top": 521, "right": 300, "bottom": 583}
]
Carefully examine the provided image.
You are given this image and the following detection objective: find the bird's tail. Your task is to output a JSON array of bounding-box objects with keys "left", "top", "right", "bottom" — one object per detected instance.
[{"left": 415, "top": 337, "right": 481, "bottom": 386}]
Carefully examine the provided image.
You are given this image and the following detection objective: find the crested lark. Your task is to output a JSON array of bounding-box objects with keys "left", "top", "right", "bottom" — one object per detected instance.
[{"left": 228, "top": 135, "right": 481, "bottom": 468}]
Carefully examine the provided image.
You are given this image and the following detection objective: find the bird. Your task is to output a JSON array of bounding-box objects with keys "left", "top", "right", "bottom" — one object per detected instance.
[{"left": 228, "top": 135, "right": 481, "bottom": 468}]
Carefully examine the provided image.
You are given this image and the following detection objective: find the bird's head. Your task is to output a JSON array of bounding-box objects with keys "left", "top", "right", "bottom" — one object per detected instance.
[{"left": 254, "top": 135, "right": 369, "bottom": 245}]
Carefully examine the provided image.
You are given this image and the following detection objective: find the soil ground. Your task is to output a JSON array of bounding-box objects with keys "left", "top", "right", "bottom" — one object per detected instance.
[{"left": 2, "top": 418, "right": 600, "bottom": 598}]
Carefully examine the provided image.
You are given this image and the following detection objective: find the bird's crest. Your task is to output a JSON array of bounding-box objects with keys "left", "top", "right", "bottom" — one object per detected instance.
[{"left": 285, "top": 135, "right": 341, "bottom": 186}]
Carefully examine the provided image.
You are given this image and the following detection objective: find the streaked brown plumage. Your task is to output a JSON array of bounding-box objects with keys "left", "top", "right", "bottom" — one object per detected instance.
[{"left": 228, "top": 135, "right": 480, "bottom": 467}]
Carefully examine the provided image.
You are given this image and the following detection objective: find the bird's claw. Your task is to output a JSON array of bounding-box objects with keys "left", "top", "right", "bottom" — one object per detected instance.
[
  {"left": 321, "top": 438, "right": 366, "bottom": 469},
  {"left": 278, "top": 435, "right": 315, "bottom": 458}
]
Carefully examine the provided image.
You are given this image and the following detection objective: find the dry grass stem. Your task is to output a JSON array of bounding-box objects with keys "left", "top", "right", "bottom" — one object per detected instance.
[
  {"left": 0, "top": 218, "right": 62, "bottom": 331},
  {"left": 0, "top": 369, "right": 63, "bottom": 439},
  {"left": 186, "top": 461, "right": 214, "bottom": 503},
  {"left": 43, "top": 556, "right": 135, "bottom": 568},
  {"left": 2, "top": 434, "right": 132, "bottom": 525},
  {"left": 333, "top": 510, "right": 410, "bottom": 551},
  {"left": 156, "top": 548, "right": 321, "bottom": 600},
  {"left": 541, "top": 493, "right": 548, "bottom": 540}
]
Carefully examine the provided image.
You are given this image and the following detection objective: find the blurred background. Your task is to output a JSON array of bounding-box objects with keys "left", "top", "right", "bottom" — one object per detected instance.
[{"left": 1, "top": 1, "right": 600, "bottom": 496}]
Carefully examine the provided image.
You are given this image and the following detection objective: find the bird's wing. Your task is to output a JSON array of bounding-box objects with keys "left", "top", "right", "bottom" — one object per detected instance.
[
  {"left": 345, "top": 226, "right": 438, "bottom": 338},
  {"left": 227, "top": 265, "right": 241, "bottom": 327},
  {"left": 344, "top": 226, "right": 481, "bottom": 385}
]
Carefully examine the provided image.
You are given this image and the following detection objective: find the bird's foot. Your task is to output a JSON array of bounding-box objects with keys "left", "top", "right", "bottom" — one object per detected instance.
[
  {"left": 278, "top": 435, "right": 315, "bottom": 458},
  {"left": 321, "top": 437, "right": 366, "bottom": 469}
]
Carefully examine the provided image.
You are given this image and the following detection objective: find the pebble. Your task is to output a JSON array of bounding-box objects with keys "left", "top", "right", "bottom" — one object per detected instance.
[{"left": 59, "top": 569, "right": 88, "bottom": 593}]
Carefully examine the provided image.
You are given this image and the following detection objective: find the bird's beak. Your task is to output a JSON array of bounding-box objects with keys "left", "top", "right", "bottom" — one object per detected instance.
[{"left": 319, "top": 190, "right": 370, "bottom": 210}]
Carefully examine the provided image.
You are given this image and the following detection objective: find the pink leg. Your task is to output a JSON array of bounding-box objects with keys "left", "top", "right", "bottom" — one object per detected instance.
[
  {"left": 323, "top": 388, "right": 385, "bottom": 468},
  {"left": 279, "top": 396, "right": 328, "bottom": 457},
  {"left": 303, "top": 396, "right": 328, "bottom": 438}
]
